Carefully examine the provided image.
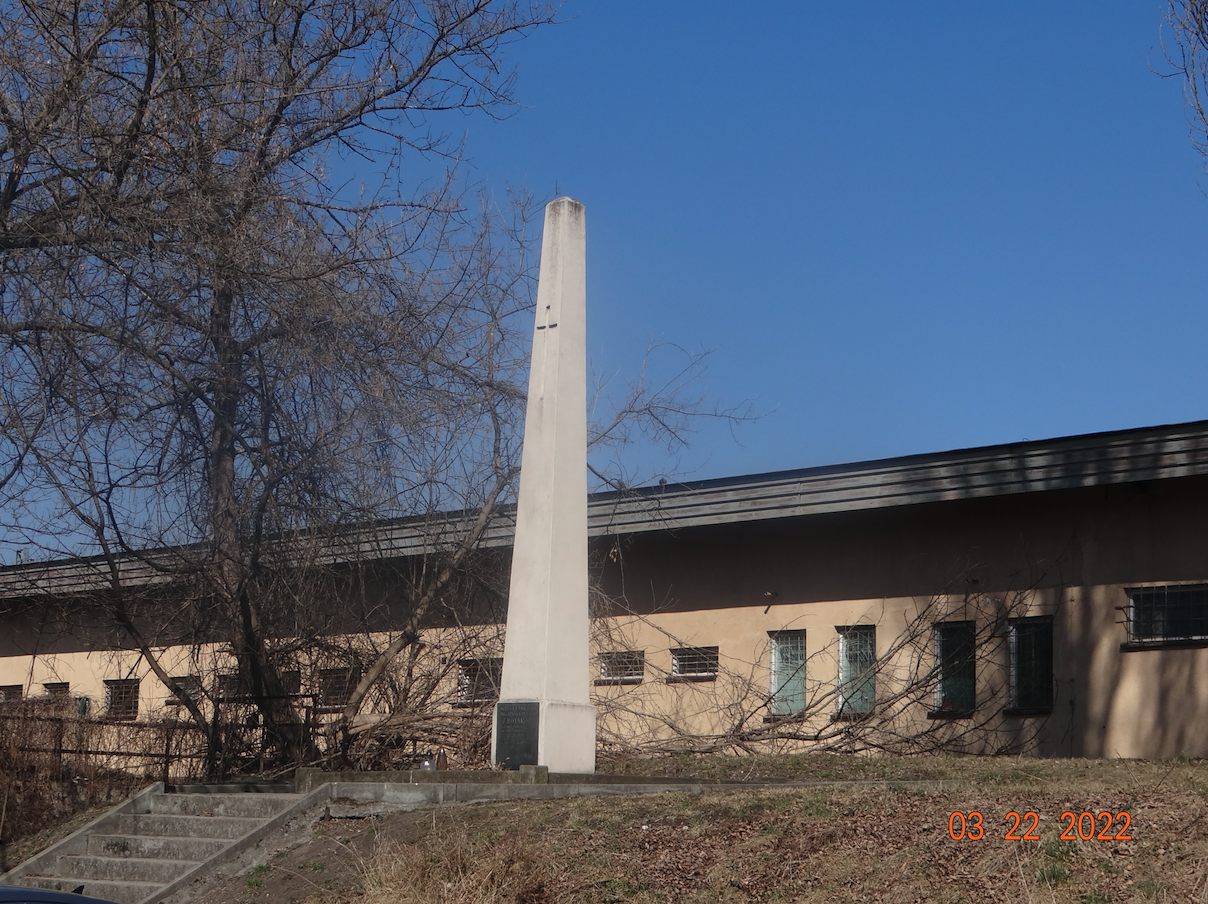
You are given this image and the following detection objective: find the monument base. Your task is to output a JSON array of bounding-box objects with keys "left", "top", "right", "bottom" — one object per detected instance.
[{"left": 492, "top": 700, "right": 597, "bottom": 773}]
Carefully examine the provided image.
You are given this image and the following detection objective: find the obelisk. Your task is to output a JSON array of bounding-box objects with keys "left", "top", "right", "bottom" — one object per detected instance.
[{"left": 492, "top": 197, "right": 596, "bottom": 773}]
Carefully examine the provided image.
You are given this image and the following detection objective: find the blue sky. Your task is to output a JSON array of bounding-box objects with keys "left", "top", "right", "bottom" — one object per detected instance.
[{"left": 461, "top": 2, "right": 1208, "bottom": 482}]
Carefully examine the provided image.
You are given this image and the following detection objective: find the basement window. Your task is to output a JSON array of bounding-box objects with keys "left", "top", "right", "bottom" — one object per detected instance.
[
  {"left": 596, "top": 650, "right": 645, "bottom": 685},
  {"left": 43, "top": 682, "right": 70, "bottom": 700},
  {"left": 1126, "top": 584, "right": 1208, "bottom": 646},
  {"left": 456, "top": 658, "right": 502, "bottom": 706},
  {"left": 1006, "top": 617, "right": 1053, "bottom": 714},
  {"left": 0, "top": 685, "right": 23, "bottom": 706},
  {"left": 668, "top": 646, "right": 719, "bottom": 683},
  {"left": 104, "top": 678, "right": 140, "bottom": 721}
]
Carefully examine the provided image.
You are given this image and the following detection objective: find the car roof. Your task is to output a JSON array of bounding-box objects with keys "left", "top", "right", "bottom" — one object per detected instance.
[{"left": 0, "top": 888, "right": 119, "bottom": 904}]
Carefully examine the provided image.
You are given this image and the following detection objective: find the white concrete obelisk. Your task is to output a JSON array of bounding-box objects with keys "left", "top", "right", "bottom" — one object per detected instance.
[{"left": 492, "top": 197, "right": 596, "bottom": 774}]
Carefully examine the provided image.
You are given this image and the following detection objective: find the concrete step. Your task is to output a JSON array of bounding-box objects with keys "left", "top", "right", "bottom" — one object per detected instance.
[
  {"left": 170, "top": 783, "right": 295, "bottom": 794},
  {"left": 149, "top": 792, "right": 300, "bottom": 819},
  {"left": 20, "top": 875, "right": 162, "bottom": 904},
  {"left": 87, "top": 833, "right": 230, "bottom": 861},
  {"left": 57, "top": 855, "right": 200, "bottom": 885},
  {"left": 113, "top": 812, "right": 264, "bottom": 839}
]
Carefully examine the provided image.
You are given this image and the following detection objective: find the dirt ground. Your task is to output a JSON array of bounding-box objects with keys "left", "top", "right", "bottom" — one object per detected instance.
[{"left": 163, "top": 755, "right": 1208, "bottom": 904}]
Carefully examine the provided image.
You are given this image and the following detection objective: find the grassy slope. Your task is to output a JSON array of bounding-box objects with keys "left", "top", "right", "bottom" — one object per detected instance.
[{"left": 352, "top": 755, "right": 1208, "bottom": 904}]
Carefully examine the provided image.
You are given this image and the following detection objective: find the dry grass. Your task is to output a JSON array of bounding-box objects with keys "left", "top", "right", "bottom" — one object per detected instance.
[{"left": 354, "top": 755, "right": 1208, "bottom": 904}]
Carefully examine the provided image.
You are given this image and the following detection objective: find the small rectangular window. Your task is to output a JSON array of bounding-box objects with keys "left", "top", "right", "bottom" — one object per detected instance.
[
  {"left": 104, "top": 678, "right": 140, "bottom": 721},
  {"left": 1128, "top": 585, "right": 1208, "bottom": 644},
  {"left": 0, "top": 685, "right": 23, "bottom": 705},
  {"left": 1008, "top": 617, "right": 1053, "bottom": 713},
  {"left": 837, "top": 625, "right": 876, "bottom": 718},
  {"left": 280, "top": 669, "right": 302, "bottom": 697},
  {"left": 319, "top": 667, "right": 361, "bottom": 708},
  {"left": 768, "top": 631, "right": 806, "bottom": 716},
  {"left": 597, "top": 651, "right": 645, "bottom": 685},
  {"left": 933, "top": 622, "right": 976, "bottom": 716},
  {"left": 166, "top": 675, "right": 202, "bottom": 705},
  {"left": 669, "top": 646, "right": 719, "bottom": 682},
  {"left": 456, "top": 658, "right": 503, "bottom": 705},
  {"left": 216, "top": 672, "right": 248, "bottom": 702},
  {"left": 43, "top": 682, "right": 70, "bottom": 702}
]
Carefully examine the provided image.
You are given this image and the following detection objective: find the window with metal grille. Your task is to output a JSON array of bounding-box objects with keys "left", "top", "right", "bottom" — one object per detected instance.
[
  {"left": 104, "top": 678, "right": 140, "bottom": 721},
  {"left": 768, "top": 631, "right": 805, "bottom": 716},
  {"left": 669, "top": 646, "right": 719, "bottom": 682},
  {"left": 597, "top": 651, "right": 645, "bottom": 685},
  {"left": 456, "top": 658, "right": 502, "bottom": 705},
  {"left": 281, "top": 669, "right": 302, "bottom": 696},
  {"left": 319, "top": 667, "right": 361, "bottom": 708},
  {"left": 837, "top": 625, "right": 876, "bottom": 718},
  {"left": 166, "top": 675, "right": 202, "bottom": 705},
  {"left": 1128, "top": 585, "right": 1208, "bottom": 643},
  {"left": 1008, "top": 617, "right": 1053, "bottom": 713},
  {"left": 932, "top": 622, "right": 976, "bottom": 716},
  {"left": 43, "top": 682, "right": 70, "bottom": 700},
  {"left": 216, "top": 672, "right": 248, "bottom": 702}
]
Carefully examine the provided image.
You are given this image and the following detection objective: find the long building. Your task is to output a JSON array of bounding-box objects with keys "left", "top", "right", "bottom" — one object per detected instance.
[{"left": 4, "top": 418, "right": 1208, "bottom": 760}]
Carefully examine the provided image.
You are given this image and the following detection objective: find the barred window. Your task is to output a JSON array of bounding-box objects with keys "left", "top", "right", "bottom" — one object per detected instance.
[
  {"left": 457, "top": 658, "right": 502, "bottom": 705},
  {"left": 837, "top": 625, "right": 876, "bottom": 718},
  {"left": 319, "top": 667, "right": 361, "bottom": 708},
  {"left": 1008, "top": 617, "right": 1053, "bottom": 713},
  {"left": 216, "top": 672, "right": 248, "bottom": 702},
  {"left": 1128, "top": 585, "right": 1208, "bottom": 643},
  {"left": 597, "top": 651, "right": 645, "bottom": 685},
  {"left": 669, "top": 646, "right": 719, "bottom": 682},
  {"left": 933, "top": 622, "right": 976, "bottom": 716},
  {"left": 104, "top": 678, "right": 140, "bottom": 721},
  {"left": 768, "top": 631, "right": 805, "bottom": 716},
  {"left": 281, "top": 670, "right": 302, "bottom": 697}
]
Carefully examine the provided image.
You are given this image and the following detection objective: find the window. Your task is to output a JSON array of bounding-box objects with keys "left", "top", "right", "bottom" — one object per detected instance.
[
  {"left": 596, "top": 650, "right": 645, "bottom": 685},
  {"left": 768, "top": 631, "right": 805, "bottom": 716},
  {"left": 104, "top": 678, "right": 140, "bottom": 721},
  {"left": 932, "top": 622, "right": 976, "bottom": 716},
  {"left": 0, "top": 685, "right": 23, "bottom": 705},
  {"left": 837, "top": 625, "right": 876, "bottom": 718},
  {"left": 1008, "top": 617, "right": 1053, "bottom": 713},
  {"left": 669, "top": 646, "right": 719, "bottom": 682},
  {"left": 319, "top": 667, "right": 361, "bottom": 709},
  {"left": 1128, "top": 585, "right": 1208, "bottom": 644},
  {"left": 166, "top": 675, "right": 202, "bottom": 706},
  {"left": 216, "top": 672, "right": 248, "bottom": 702},
  {"left": 43, "top": 682, "right": 70, "bottom": 700},
  {"left": 456, "top": 657, "right": 502, "bottom": 705},
  {"left": 280, "top": 669, "right": 302, "bottom": 697}
]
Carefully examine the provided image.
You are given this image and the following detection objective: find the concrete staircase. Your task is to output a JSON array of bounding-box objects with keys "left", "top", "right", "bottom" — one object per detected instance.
[{"left": 2, "top": 784, "right": 309, "bottom": 904}]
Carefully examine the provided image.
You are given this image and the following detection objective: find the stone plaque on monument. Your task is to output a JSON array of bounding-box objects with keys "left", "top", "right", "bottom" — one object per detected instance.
[{"left": 495, "top": 702, "right": 540, "bottom": 768}]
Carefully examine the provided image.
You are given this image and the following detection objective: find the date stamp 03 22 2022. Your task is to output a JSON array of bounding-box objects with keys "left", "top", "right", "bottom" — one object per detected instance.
[{"left": 947, "top": 810, "right": 1133, "bottom": 842}]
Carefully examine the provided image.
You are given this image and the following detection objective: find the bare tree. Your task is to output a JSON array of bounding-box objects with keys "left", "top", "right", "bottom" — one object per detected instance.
[
  {"left": 1166, "top": 2, "right": 1208, "bottom": 170},
  {"left": 0, "top": 0, "right": 558, "bottom": 769},
  {"left": 0, "top": 0, "right": 754, "bottom": 774}
]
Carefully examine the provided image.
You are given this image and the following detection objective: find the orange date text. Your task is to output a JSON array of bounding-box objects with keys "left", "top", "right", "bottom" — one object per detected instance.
[{"left": 946, "top": 811, "right": 1132, "bottom": 841}]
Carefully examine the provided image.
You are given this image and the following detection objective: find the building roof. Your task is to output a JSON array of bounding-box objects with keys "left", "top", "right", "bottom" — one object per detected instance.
[
  {"left": 589, "top": 418, "right": 1208, "bottom": 533},
  {"left": 6, "top": 419, "right": 1208, "bottom": 596}
]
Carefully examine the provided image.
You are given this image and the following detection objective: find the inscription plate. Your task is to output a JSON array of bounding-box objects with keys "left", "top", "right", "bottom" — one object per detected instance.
[{"left": 495, "top": 702, "right": 539, "bottom": 768}]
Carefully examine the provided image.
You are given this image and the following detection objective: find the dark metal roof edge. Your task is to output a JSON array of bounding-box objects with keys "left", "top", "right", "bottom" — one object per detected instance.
[
  {"left": 587, "top": 418, "right": 1208, "bottom": 504},
  {"left": 6, "top": 419, "right": 1208, "bottom": 588}
]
